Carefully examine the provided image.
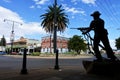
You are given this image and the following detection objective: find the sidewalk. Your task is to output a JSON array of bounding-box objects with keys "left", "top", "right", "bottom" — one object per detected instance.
[
  {"left": 0, "top": 66, "right": 119, "bottom": 80},
  {"left": 4, "top": 54, "right": 95, "bottom": 59}
]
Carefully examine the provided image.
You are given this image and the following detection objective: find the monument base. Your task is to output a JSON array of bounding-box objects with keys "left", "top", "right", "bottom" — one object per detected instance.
[{"left": 82, "top": 59, "right": 120, "bottom": 75}]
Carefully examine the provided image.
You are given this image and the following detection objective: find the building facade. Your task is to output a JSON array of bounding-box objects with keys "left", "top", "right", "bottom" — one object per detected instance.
[
  {"left": 6, "top": 37, "right": 41, "bottom": 54},
  {"left": 41, "top": 36, "right": 69, "bottom": 53}
]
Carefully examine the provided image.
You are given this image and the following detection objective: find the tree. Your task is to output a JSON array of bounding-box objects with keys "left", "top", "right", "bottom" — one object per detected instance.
[
  {"left": 0, "top": 35, "right": 6, "bottom": 52},
  {"left": 41, "top": 3, "right": 69, "bottom": 69},
  {"left": 0, "top": 35, "right": 6, "bottom": 46},
  {"left": 115, "top": 37, "right": 120, "bottom": 49},
  {"left": 68, "top": 35, "right": 87, "bottom": 54},
  {"left": 40, "top": 4, "right": 69, "bottom": 33}
]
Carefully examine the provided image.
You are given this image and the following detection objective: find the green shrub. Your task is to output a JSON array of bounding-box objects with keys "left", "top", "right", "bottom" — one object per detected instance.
[
  {"left": 64, "top": 51, "right": 77, "bottom": 55},
  {"left": 31, "top": 52, "right": 41, "bottom": 56}
]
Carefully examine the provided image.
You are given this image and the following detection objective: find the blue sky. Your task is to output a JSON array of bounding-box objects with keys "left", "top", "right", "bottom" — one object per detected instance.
[{"left": 0, "top": 0, "right": 120, "bottom": 49}]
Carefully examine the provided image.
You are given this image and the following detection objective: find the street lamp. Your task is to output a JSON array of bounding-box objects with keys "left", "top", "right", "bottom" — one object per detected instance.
[{"left": 4, "top": 19, "right": 22, "bottom": 54}]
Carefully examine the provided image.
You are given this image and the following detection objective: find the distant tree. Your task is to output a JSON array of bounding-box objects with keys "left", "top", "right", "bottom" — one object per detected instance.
[
  {"left": 115, "top": 37, "right": 120, "bottom": 49},
  {"left": 0, "top": 35, "right": 6, "bottom": 46},
  {"left": 68, "top": 35, "right": 87, "bottom": 54}
]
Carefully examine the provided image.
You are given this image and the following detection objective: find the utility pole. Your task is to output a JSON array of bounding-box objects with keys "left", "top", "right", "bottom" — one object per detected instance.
[{"left": 4, "top": 19, "right": 22, "bottom": 54}]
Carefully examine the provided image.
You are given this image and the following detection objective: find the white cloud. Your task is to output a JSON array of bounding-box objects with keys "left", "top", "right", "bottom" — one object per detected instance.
[
  {"left": 0, "top": 6, "right": 23, "bottom": 22},
  {"left": 34, "top": 0, "right": 49, "bottom": 5},
  {"left": 3, "top": 0, "right": 11, "bottom": 3},
  {"left": 0, "top": 6, "right": 46, "bottom": 43},
  {"left": 81, "top": 0, "right": 96, "bottom": 5},
  {"left": 109, "top": 40, "right": 116, "bottom": 49},
  {"left": 71, "top": 0, "right": 96, "bottom": 5},
  {"left": 67, "top": 7, "right": 81, "bottom": 14},
  {"left": 62, "top": 4, "right": 86, "bottom": 15},
  {"left": 31, "top": 0, "right": 49, "bottom": 9},
  {"left": 71, "top": 0, "right": 80, "bottom": 5},
  {"left": 30, "top": 5, "right": 35, "bottom": 9},
  {"left": 57, "top": 28, "right": 72, "bottom": 38},
  {"left": 20, "top": 22, "right": 46, "bottom": 36}
]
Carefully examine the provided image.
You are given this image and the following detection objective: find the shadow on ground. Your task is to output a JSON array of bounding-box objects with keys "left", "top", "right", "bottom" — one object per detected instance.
[{"left": 0, "top": 66, "right": 120, "bottom": 80}]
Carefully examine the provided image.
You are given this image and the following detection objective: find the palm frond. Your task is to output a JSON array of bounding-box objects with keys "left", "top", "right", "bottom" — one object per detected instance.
[{"left": 40, "top": 4, "right": 69, "bottom": 33}]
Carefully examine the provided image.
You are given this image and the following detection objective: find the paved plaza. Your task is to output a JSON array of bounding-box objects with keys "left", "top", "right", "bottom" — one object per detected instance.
[{"left": 0, "top": 55, "right": 120, "bottom": 80}]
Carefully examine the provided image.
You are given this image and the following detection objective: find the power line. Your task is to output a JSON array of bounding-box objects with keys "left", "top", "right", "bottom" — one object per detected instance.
[
  {"left": 96, "top": 0, "right": 118, "bottom": 29},
  {"left": 104, "top": 0, "right": 120, "bottom": 28}
]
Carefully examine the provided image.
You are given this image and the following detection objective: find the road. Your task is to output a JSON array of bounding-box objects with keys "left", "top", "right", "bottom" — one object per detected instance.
[{"left": 0, "top": 55, "right": 94, "bottom": 72}]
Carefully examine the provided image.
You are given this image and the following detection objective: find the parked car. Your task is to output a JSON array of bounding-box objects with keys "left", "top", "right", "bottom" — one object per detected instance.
[
  {"left": 11, "top": 52, "right": 18, "bottom": 55},
  {"left": 0, "top": 51, "right": 6, "bottom": 55},
  {"left": 113, "top": 49, "right": 120, "bottom": 54},
  {"left": 19, "top": 48, "right": 33, "bottom": 55},
  {"left": 117, "top": 50, "right": 120, "bottom": 54}
]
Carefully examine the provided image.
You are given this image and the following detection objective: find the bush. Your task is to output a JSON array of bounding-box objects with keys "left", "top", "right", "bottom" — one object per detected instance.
[
  {"left": 31, "top": 52, "right": 41, "bottom": 56},
  {"left": 63, "top": 51, "right": 78, "bottom": 55},
  {"left": 66, "top": 51, "right": 77, "bottom": 54}
]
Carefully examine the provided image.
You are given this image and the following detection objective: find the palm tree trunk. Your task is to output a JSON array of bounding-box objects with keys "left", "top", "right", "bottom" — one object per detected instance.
[
  {"left": 54, "top": 0, "right": 59, "bottom": 70},
  {"left": 53, "top": 0, "right": 57, "bottom": 53},
  {"left": 50, "top": 34, "right": 52, "bottom": 53}
]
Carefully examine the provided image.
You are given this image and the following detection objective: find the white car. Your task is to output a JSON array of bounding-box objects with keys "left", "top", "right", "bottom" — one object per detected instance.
[{"left": 117, "top": 50, "right": 120, "bottom": 54}]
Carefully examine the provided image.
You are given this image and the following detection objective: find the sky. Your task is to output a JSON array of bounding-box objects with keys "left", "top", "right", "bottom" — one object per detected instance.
[{"left": 0, "top": 0, "right": 120, "bottom": 49}]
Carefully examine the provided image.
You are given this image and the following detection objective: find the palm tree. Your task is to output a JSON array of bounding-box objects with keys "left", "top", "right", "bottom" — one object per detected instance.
[
  {"left": 40, "top": 4, "right": 69, "bottom": 33},
  {"left": 40, "top": 4, "right": 69, "bottom": 54},
  {"left": 41, "top": 2, "right": 69, "bottom": 69}
]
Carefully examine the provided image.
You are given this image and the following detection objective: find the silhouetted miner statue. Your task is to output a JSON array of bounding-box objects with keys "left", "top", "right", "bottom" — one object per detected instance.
[{"left": 82, "top": 11, "right": 117, "bottom": 61}]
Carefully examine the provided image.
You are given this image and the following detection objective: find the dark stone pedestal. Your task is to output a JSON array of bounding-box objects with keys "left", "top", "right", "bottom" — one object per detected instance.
[{"left": 82, "top": 60, "right": 120, "bottom": 75}]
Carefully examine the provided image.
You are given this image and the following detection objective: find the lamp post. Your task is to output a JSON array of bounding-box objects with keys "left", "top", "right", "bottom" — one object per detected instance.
[
  {"left": 4, "top": 19, "right": 22, "bottom": 54},
  {"left": 54, "top": 0, "right": 59, "bottom": 70},
  {"left": 10, "top": 29, "right": 14, "bottom": 54}
]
